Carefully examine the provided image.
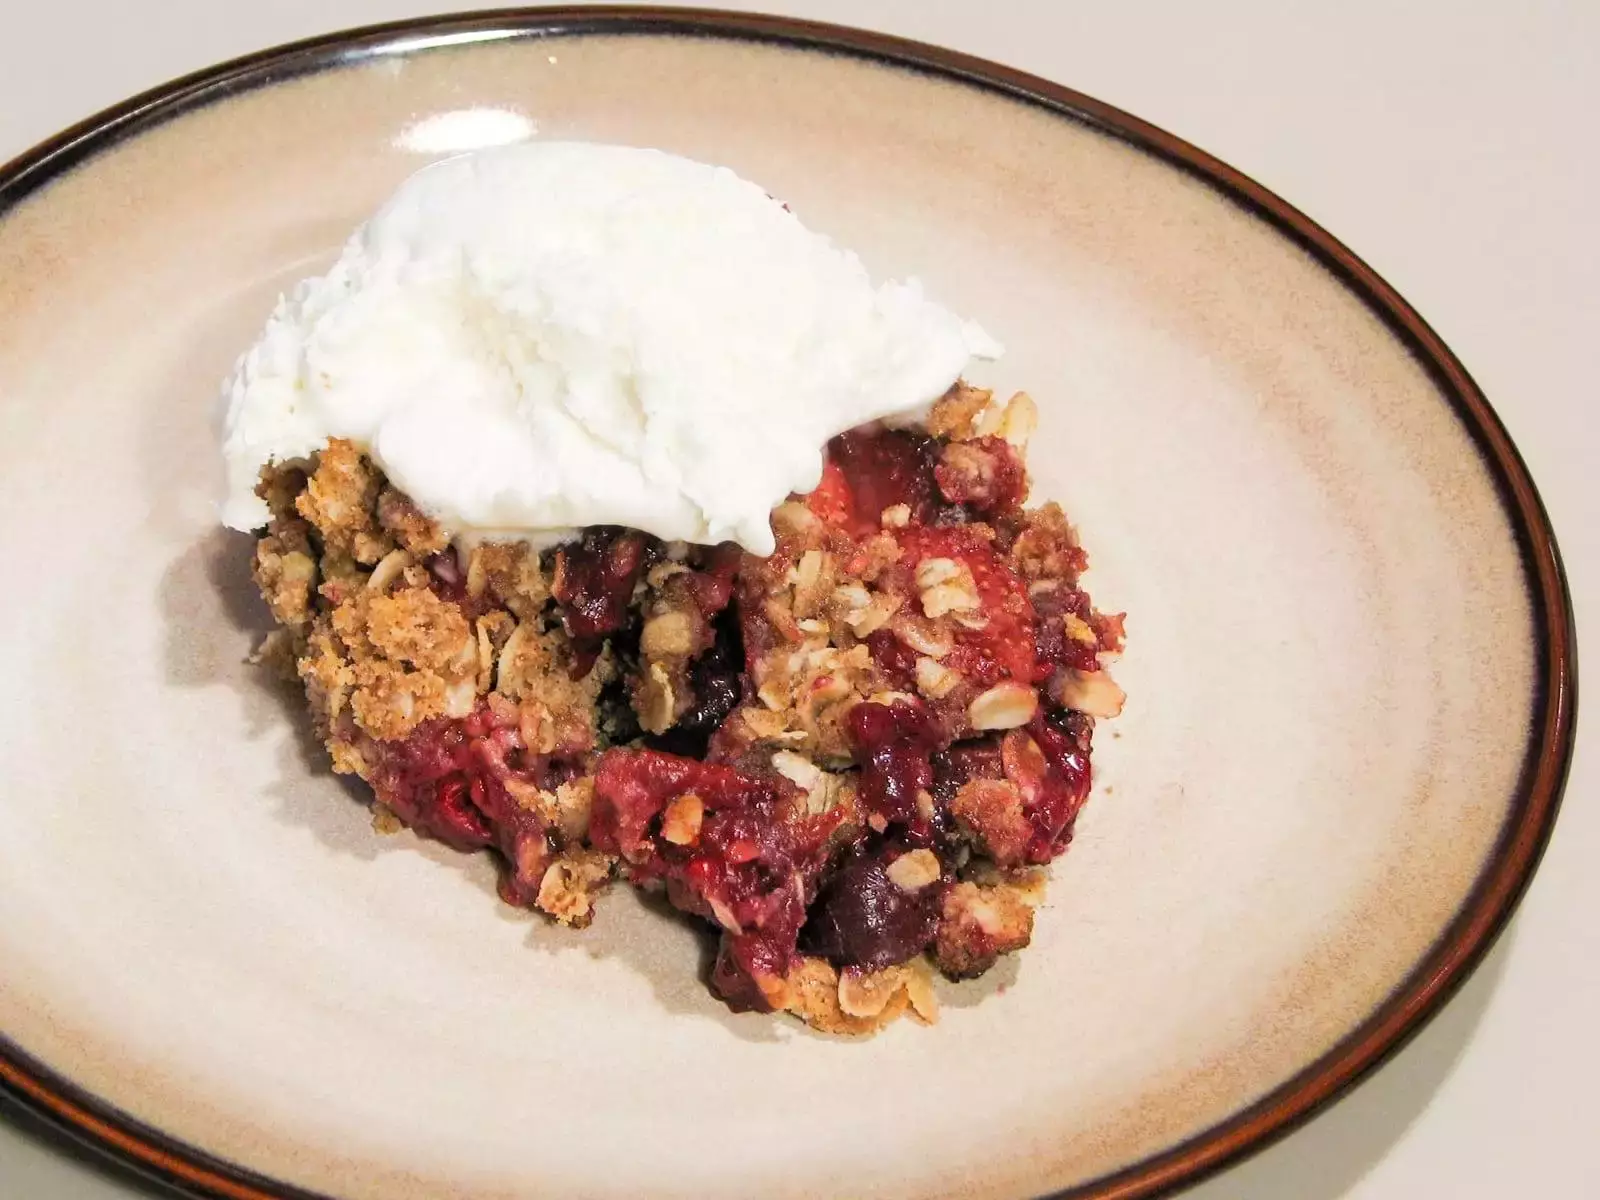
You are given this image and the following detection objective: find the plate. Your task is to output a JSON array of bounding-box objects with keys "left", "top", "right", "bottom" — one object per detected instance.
[{"left": 0, "top": 9, "right": 1574, "bottom": 1200}]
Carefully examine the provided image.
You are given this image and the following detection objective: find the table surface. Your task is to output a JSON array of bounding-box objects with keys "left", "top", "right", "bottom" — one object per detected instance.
[{"left": 2, "top": 2, "right": 1594, "bottom": 1197}]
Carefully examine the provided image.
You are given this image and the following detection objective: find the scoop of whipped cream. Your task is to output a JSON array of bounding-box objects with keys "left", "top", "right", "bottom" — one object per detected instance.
[{"left": 220, "top": 141, "right": 1000, "bottom": 555}]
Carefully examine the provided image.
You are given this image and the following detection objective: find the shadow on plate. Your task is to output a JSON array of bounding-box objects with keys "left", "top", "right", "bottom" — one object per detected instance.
[
  {"left": 2, "top": 524, "right": 1518, "bottom": 1192},
  {"left": 155, "top": 529, "right": 784, "bottom": 1042},
  {"left": 155, "top": 529, "right": 1023, "bottom": 1048}
]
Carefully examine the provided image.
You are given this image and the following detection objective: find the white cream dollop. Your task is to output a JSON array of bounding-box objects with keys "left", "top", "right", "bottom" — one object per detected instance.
[{"left": 220, "top": 141, "right": 1000, "bottom": 555}]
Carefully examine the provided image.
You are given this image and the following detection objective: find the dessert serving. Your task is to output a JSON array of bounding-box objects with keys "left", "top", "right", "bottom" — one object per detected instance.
[{"left": 223, "top": 142, "right": 1124, "bottom": 1035}]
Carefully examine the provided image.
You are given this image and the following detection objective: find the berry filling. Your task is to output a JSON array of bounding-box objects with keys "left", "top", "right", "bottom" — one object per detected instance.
[
  {"left": 364, "top": 699, "right": 585, "bottom": 904},
  {"left": 801, "top": 841, "right": 947, "bottom": 971},
  {"left": 590, "top": 748, "right": 844, "bottom": 1009},
  {"left": 553, "top": 527, "right": 651, "bottom": 641},
  {"left": 253, "top": 383, "right": 1123, "bottom": 1035}
]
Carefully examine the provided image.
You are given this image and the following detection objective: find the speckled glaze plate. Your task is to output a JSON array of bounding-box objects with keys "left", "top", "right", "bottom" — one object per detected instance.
[{"left": 0, "top": 9, "right": 1575, "bottom": 1200}]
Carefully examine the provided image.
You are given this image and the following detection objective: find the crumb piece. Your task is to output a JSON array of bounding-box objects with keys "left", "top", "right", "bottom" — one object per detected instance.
[
  {"left": 535, "top": 848, "right": 616, "bottom": 928},
  {"left": 933, "top": 880, "right": 1036, "bottom": 980},
  {"left": 365, "top": 586, "right": 473, "bottom": 672},
  {"left": 967, "top": 682, "right": 1039, "bottom": 731},
  {"left": 252, "top": 522, "right": 318, "bottom": 630},
  {"left": 950, "top": 778, "right": 1032, "bottom": 867},
  {"left": 349, "top": 658, "right": 449, "bottom": 741},
  {"left": 1008, "top": 502, "right": 1087, "bottom": 582},
  {"left": 293, "top": 439, "right": 390, "bottom": 563},
  {"left": 470, "top": 541, "right": 552, "bottom": 620},
  {"left": 660, "top": 793, "right": 705, "bottom": 845},
  {"left": 1051, "top": 667, "right": 1126, "bottom": 718},
  {"left": 781, "top": 957, "right": 913, "bottom": 1036},
  {"left": 926, "top": 381, "right": 993, "bottom": 440},
  {"left": 376, "top": 487, "right": 449, "bottom": 556}
]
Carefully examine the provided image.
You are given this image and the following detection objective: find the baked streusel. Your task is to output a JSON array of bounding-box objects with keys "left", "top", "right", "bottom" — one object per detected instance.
[{"left": 249, "top": 384, "right": 1123, "bottom": 1035}]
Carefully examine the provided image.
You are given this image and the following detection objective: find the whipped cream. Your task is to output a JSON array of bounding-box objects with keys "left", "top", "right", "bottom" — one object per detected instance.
[{"left": 220, "top": 141, "right": 1000, "bottom": 555}]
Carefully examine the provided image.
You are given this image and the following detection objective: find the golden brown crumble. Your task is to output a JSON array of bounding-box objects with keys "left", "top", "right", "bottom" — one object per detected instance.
[
  {"left": 535, "top": 848, "right": 615, "bottom": 928},
  {"left": 293, "top": 439, "right": 390, "bottom": 563},
  {"left": 245, "top": 378, "right": 1124, "bottom": 1038},
  {"left": 778, "top": 957, "right": 937, "bottom": 1037},
  {"left": 933, "top": 878, "right": 1040, "bottom": 980},
  {"left": 466, "top": 541, "right": 551, "bottom": 620},
  {"left": 924, "top": 380, "right": 993, "bottom": 440},
  {"left": 376, "top": 487, "right": 450, "bottom": 557}
]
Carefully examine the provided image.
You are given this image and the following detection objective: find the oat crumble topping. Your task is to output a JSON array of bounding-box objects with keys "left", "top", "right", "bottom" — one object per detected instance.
[{"left": 246, "top": 384, "right": 1123, "bottom": 1035}]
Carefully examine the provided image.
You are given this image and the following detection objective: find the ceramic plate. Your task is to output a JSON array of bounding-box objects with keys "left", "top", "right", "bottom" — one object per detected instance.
[{"left": 0, "top": 9, "right": 1574, "bottom": 1200}]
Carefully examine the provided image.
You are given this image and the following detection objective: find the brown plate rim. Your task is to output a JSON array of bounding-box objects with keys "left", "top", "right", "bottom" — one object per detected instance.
[{"left": 0, "top": 7, "right": 1577, "bottom": 1200}]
